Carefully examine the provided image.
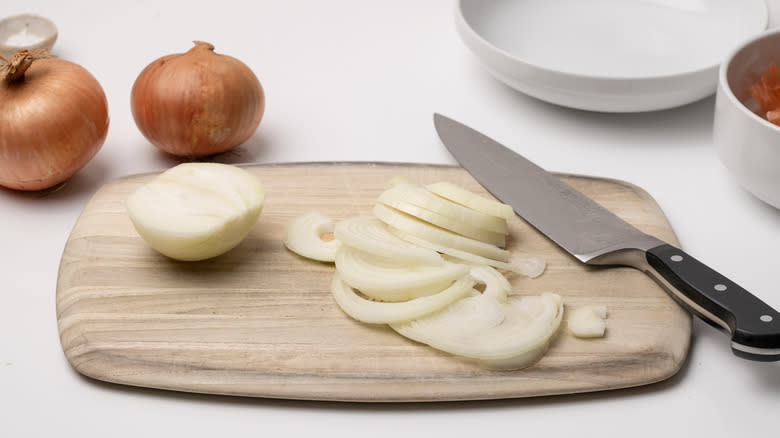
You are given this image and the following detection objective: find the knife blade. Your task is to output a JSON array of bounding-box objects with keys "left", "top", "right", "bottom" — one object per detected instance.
[{"left": 434, "top": 113, "right": 780, "bottom": 361}]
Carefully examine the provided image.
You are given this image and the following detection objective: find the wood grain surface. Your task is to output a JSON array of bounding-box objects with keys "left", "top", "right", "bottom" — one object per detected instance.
[{"left": 56, "top": 162, "right": 691, "bottom": 402}]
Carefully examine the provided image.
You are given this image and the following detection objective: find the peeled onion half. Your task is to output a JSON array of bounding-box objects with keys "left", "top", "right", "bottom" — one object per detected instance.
[{"left": 126, "top": 163, "right": 265, "bottom": 261}]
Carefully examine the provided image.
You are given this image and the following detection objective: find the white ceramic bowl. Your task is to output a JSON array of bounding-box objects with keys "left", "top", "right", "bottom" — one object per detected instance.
[
  {"left": 0, "top": 14, "right": 58, "bottom": 59},
  {"left": 456, "top": 0, "right": 767, "bottom": 112},
  {"left": 714, "top": 28, "right": 780, "bottom": 209}
]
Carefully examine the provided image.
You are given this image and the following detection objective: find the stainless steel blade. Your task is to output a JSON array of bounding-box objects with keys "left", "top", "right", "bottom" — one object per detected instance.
[{"left": 434, "top": 114, "right": 663, "bottom": 263}]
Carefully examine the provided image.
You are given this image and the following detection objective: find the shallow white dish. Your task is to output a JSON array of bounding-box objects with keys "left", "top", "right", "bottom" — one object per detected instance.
[{"left": 456, "top": 0, "right": 768, "bottom": 112}]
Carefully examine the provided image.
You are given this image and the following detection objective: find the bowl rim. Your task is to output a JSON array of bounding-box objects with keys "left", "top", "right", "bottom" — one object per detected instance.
[
  {"left": 456, "top": 0, "right": 769, "bottom": 82},
  {"left": 0, "top": 13, "right": 58, "bottom": 49},
  {"left": 719, "top": 26, "right": 780, "bottom": 134}
]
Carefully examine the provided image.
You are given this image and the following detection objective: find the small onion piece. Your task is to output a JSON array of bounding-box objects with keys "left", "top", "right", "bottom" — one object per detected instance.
[
  {"left": 330, "top": 272, "right": 476, "bottom": 324},
  {"left": 567, "top": 305, "right": 607, "bottom": 338},
  {"left": 283, "top": 211, "right": 342, "bottom": 262},
  {"left": 0, "top": 50, "right": 109, "bottom": 191},
  {"left": 131, "top": 41, "right": 264, "bottom": 158}
]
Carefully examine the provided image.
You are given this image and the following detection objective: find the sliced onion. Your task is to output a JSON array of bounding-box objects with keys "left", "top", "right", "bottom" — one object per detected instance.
[
  {"left": 382, "top": 183, "right": 508, "bottom": 234},
  {"left": 334, "top": 216, "right": 442, "bottom": 265},
  {"left": 335, "top": 247, "right": 469, "bottom": 302},
  {"left": 377, "top": 193, "right": 506, "bottom": 247},
  {"left": 426, "top": 181, "right": 514, "bottom": 220},
  {"left": 391, "top": 228, "right": 545, "bottom": 277},
  {"left": 469, "top": 265, "right": 511, "bottom": 302},
  {"left": 329, "top": 273, "right": 476, "bottom": 324},
  {"left": 391, "top": 292, "right": 563, "bottom": 369},
  {"left": 373, "top": 203, "right": 509, "bottom": 262},
  {"left": 282, "top": 211, "right": 342, "bottom": 262}
]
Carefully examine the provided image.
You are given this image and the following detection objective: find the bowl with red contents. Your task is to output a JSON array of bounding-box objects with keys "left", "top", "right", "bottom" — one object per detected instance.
[{"left": 714, "top": 28, "right": 780, "bottom": 208}]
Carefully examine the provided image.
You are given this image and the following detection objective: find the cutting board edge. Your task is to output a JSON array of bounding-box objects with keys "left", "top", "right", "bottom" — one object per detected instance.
[{"left": 61, "top": 336, "right": 691, "bottom": 402}]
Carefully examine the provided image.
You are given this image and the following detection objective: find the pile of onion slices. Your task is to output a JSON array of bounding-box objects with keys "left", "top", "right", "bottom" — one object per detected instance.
[{"left": 282, "top": 177, "right": 595, "bottom": 370}]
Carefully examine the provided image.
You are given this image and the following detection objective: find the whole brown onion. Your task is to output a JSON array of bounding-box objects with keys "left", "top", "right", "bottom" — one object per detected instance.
[
  {"left": 130, "top": 41, "right": 265, "bottom": 158},
  {"left": 0, "top": 50, "right": 109, "bottom": 191}
]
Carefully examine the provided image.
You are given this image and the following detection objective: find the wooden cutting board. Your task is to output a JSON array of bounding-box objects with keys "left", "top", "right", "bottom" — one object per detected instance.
[{"left": 56, "top": 162, "right": 691, "bottom": 402}]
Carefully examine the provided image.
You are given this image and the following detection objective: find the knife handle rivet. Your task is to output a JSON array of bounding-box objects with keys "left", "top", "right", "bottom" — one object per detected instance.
[
  {"left": 670, "top": 255, "right": 683, "bottom": 262},
  {"left": 714, "top": 284, "right": 728, "bottom": 292},
  {"left": 760, "top": 315, "right": 774, "bottom": 323}
]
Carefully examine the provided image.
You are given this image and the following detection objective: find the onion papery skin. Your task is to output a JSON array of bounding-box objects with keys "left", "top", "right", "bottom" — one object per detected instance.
[
  {"left": 131, "top": 41, "right": 265, "bottom": 158},
  {"left": 0, "top": 56, "right": 109, "bottom": 191}
]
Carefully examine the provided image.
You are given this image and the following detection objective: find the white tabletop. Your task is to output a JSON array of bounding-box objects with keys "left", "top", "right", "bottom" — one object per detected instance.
[{"left": 2, "top": 1, "right": 778, "bottom": 436}]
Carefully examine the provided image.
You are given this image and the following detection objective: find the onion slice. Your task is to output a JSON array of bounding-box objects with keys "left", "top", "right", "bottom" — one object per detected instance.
[
  {"left": 426, "top": 181, "right": 514, "bottom": 220},
  {"left": 330, "top": 273, "right": 476, "bottom": 324},
  {"left": 377, "top": 193, "right": 506, "bottom": 247},
  {"left": 373, "top": 203, "right": 510, "bottom": 262},
  {"left": 382, "top": 183, "right": 508, "bottom": 234},
  {"left": 334, "top": 216, "right": 442, "bottom": 265},
  {"left": 283, "top": 211, "right": 342, "bottom": 262},
  {"left": 390, "top": 292, "right": 563, "bottom": 369},
  {"left": 391, "top": 228, "right": 546, "bottom": 278},
  {"left": 335, "top": 247, "right": 469, "bottom": 302}
]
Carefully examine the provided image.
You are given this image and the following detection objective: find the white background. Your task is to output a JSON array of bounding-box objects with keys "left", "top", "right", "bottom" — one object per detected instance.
[{"left": 1, "top": 1, "right": 778, "bottom": 436}]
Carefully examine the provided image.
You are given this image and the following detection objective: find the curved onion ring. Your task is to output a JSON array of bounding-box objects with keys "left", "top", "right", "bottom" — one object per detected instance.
[
  {"left": 329, "top": 273, "right": 476, "bottom": 324},
  {"left": 335, "top": 247, "right": 469, "bottom": 302},
  {"left": 391, "top": 292, "right": 563, "bottom": 369},
  {"left": 282, "top": 210, "right": 342, "bottom": 262},
  {"left": 334, "top": 216, "right": 441, "bottom": 265}
]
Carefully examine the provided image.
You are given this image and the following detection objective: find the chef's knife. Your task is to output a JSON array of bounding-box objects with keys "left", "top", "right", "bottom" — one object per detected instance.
[{"left": 434, "top": 113, "right": 780, "bottom": 361}]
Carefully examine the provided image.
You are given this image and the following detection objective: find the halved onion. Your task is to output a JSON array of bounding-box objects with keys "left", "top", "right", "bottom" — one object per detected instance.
[
  {"left": 282, "top": 211, "right": 342, "bottom": 262},
  {"left": 373, "top": 203, "right": 509, "bottom": 262},
  {"left": 391, "top": 292, "right": 564, "bottom": 370},
  {"left": 335, "top": 247, "right": 469, "bottom": 302},
  {"left": 426, "top": 181, "right": 514, "bottom": 220},
  {"left": 126, "top": 163, "right": 264, "bottom": 261},
  {"left": 334, "top": 216, "right": 442, "bottom": 265},
  {"left": 330, "top": 273, "right": 476, "bottom": 324}
]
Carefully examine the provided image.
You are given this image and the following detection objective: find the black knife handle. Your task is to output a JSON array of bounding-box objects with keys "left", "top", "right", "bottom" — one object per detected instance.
[{"left": 646, "top": 244, "right": 780, "bottom": 361}]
